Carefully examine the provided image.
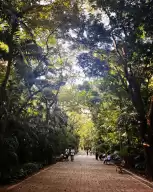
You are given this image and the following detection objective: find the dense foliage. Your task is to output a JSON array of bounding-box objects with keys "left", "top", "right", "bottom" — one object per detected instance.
[
  {"left": 0, "top": 0, "right": 79, "bottom": 184},
  {"left": 76, "top": 0, "right": 153, "bottom": 179}
]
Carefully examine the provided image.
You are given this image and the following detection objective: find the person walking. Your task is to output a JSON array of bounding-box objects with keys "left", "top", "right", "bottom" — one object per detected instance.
[
  {"left": 90, "top": 150, "right": 92, "bottom": 155},
  {"left": 70, "top": 147, "right": 75, "bottom": 161},
  {"left": 87, "top": 149, "right": 88, "bottom": 156},
  {"left": 95, "top": 150, "right": 99, "bottom": 160},
  {"left": 65, "top": 148, "right": 69, "bottom": 160}
]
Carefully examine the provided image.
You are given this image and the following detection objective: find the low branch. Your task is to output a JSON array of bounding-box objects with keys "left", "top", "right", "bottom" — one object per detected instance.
[
  {"left": 21, "top": 5, "right": 44, "bottom": 15},
  {"left": 113, "top": 66, "right": 129, "bottom": 93},
  {"left": 45, "top": 25, "right": 60, "bottom": 57}
]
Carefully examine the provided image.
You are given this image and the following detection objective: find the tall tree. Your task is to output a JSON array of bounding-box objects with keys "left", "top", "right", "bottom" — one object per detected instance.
[{"left": 74, "top": 0, "right": 153, "bottom": 178}]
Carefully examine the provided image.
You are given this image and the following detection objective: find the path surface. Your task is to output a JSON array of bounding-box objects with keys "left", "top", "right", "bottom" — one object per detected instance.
[{"left": 3, "top": 155, "right": 153, "bottom": 192}]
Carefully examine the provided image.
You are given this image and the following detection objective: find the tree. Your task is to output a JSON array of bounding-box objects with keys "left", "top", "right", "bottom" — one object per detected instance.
[
  {"left": 0, "top": 0, "right": 80, "bottom": 183},
  {"left": 73, "top": 0, "right": 153, "bottom": 178}
]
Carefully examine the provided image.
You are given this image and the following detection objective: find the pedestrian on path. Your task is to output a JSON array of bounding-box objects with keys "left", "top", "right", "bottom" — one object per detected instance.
[
  {"left": 87, "top": 149, "right": 88, "bottom": 156},
  {"left": 104, "top": 153, "right": 111, "bottom": 164},
  {"left": 95, "top": 150, "right": 99, "bottom": 160},
  {"left": 70, "top": 147, "right": 75, "bottom": 161},
  {"left": 65, "top": 148, "right": 69, "bottom": 160}
]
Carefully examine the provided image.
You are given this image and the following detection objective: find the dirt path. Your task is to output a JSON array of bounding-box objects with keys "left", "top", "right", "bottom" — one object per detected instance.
[{"left": 2, "top": 154, "right": 153, "bottom": 192}]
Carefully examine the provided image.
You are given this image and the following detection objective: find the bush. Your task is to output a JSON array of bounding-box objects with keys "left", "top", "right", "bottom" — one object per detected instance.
[
  {"left": 0, "top": 167, "right": 26, "bottom": 184},
  {"left": 22, "top": 163, "right": 40, "bottom": 175},
  {"left": 0, "top": 163, "right": 42, "bottom": 184},
  {"left": 0, "top": 118, "right": 79, "bottom": 185}
]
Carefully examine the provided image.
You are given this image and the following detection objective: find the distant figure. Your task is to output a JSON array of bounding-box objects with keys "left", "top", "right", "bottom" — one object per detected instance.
[
  {"left": 99, "top": 153, "right": 103, "bottom": 161},
  {"left": 70, "top": 148, "right": 75, "bottom": 161},
  {"left": 87, "top": 149, "right": 88, "bottom": 156},
  {"left": 59, "top": 154, "right": 64, "bottom": 161},
  {"left": 95, "top": 151, "right": 98, "bottom": 160},
  {"left": 90, "top": 150, "right": 92, "bottom": 155},
  {"left": 107, "top": 154, "right": 111, "bottom": 161},
  {"left": 65, "top": 148, "right": 69, "bottom": 160},
  {"left": 104, "top": 153, "right": 111, "bottom": 164}
]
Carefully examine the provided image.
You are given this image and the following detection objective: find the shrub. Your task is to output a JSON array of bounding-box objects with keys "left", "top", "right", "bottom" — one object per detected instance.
[
  {"left": 22, "top": 163, "right": 40, "bottom": 175},
  {"left": 0, "top": 163, "right": 42, "bottom": 184}
]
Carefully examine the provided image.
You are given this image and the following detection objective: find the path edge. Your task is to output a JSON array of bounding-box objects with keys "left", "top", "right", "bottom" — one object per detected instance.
[
  {"left": 123, "top": 168, "right": 153, "bottom": 189},
  {"left": 0, "top": 165, "right": 53, "bottom": 191}
]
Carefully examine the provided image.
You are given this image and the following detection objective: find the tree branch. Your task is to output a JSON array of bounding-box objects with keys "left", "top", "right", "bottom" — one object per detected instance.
[{"left": 16, "top": 85, "right": 47, "bottom": 116}]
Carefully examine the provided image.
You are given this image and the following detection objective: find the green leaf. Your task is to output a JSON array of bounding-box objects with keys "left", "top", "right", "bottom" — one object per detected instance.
[
  {"left": 0, "top": 41, "right": 9, "bottom": 52},
  {"left": 48, "top": 36, "right": 57, "bottom": 45}
]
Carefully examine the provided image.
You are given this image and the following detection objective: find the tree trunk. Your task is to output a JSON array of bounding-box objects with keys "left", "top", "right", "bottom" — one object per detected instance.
[
  {"left": 0, "top": 20, "right": 18, "bottom": 119},
  {"left": 0, "top": 21, "right": 18, "bottom": 157},
  {"left": 126, "top": 74, "right": 153, "bottom": 179},
  {"left": 145, "top": 97, "right": 153, "bottom": 179},
  {"left": 144, "top": 147, "right": 153, "bottom": 180},
  {"left": 111, "top": 8, "right": 153, "bottom": 179}
]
